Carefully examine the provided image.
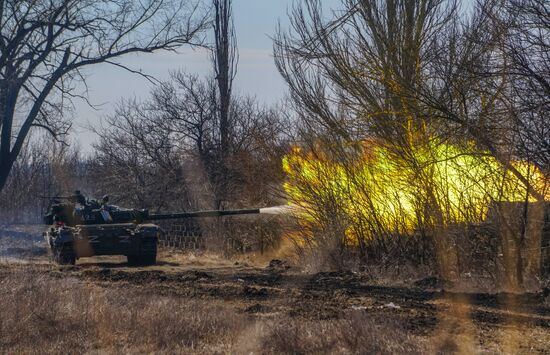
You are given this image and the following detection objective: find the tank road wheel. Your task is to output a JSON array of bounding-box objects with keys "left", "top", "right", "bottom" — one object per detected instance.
[
  {"left": 127, "top": 240, "right": 157, "bottom": 266},
  {"left": 126, "top": 253, "right": 156, "bottom": 266},
  {"left": 126, "top": 255, "right": 139, "bottom": 266},
  {"left": 127, "top": 253, "right": 156, "bottom": 266},
  {"left": 53, "top": 245, "right": 76, "bottom": 265}
]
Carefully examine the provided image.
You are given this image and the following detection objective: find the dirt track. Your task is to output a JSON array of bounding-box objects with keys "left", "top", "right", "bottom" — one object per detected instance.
[{"left": 1, "top": 225, "right": 550, "bottom": 353}]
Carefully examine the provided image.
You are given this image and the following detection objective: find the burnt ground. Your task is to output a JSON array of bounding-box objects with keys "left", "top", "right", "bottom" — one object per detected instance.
[{"left": 1, "top": 224, "right": 549, "bottom": 353}]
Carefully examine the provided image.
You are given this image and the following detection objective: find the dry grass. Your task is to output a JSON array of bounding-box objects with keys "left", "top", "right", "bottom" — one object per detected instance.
[
  {"left": 0, "top": 269, "right": 247, "bottom": 354},
  {"left": 0, "top": 267, "right": 427, "bottom": 354},
  {"left": 261, "top": 314, "right": 425, "bottom": 354}
]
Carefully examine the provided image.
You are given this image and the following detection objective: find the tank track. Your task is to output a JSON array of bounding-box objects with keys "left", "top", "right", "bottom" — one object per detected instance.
[{"left": 53, "top": 244, "right": 76, "bottom": 265}]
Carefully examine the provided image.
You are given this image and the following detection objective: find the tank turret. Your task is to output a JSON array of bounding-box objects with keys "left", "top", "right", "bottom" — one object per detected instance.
[{"left": 42, "top": 192, "right": 261, "bottom": 266}]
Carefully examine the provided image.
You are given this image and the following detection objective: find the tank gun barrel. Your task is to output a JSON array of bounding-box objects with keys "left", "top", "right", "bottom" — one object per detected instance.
[
  {"left": 39, "top": 195, "right": 71, "bottom": 199},
  {"left": 148, "top": 208, "right": 261, "bottom": 220}
]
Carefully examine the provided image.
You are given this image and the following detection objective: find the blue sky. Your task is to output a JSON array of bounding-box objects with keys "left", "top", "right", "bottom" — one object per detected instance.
[{"left": 73, "top": 0, "right": 340, "bottom": 150}]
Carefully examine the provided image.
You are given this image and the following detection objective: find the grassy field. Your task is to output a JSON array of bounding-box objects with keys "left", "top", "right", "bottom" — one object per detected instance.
[
  {"left": 0, "top": 249, "right": 548, "bottom": 354},
  {"left": 0, "top": 263, "right": 423, "bottom": 354},
  {"left": 0, "top": 225, "right": 548, "bottom": 353}
]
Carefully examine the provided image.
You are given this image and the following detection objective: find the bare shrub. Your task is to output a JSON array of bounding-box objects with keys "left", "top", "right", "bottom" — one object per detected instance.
[
  {"left": 275, "top": 0, "right": 549, "bottom": 283},
  {"left": 0, "top": 268, "right": 248, "bottom": 354},
  {"left": 262, "top": 312, "right": 425, "bottom": 354}
]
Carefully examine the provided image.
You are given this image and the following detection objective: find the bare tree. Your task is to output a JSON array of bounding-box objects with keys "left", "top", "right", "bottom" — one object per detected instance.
[
  {"left": 209, "top": 0, "right": 238, "bottom": 208},
  {"left": 90, "top": 97, "right": 191, "bottom": 211},
  {"left": 0, "top": 0, "right": 207, "bottom": 193},
  {"left": 275, "top": 0, "right": 546, "bottom": 200},
  {"left": 409, "top": 0, "right": 548, "bottom": 201},
  {"left": 0, "top": 135, "right": 83, "bottom": 223},
  {"left": 275, "top": 0, "right": 549, "bottom": 280},
  {"left": 212, "top": 0, "right": 237, "bottom": 161},
  {"left": 275, "top": 0, "right": 458, "bottom": 147},
  {"left": 501, "top": 0, "right": 550, "bottom": 176},
  {"left": 152, "top": 72, "right": 218, "bottom": 163},
  {"left": 275, "top": 0, "right": 465, "bottom": 274},
  {"left": 92, "top": 71, "right": 290, "bottom": 210}
]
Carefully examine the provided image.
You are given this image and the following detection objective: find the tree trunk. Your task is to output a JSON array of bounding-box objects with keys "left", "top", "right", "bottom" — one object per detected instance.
[{"left": 212, "top": 0, "right": 236, "bottom": 208}]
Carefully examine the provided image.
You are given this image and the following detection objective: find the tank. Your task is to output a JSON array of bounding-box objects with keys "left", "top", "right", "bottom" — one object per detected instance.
[{"left": 42, "top": 191, "right": 260, "bottom": 265}]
